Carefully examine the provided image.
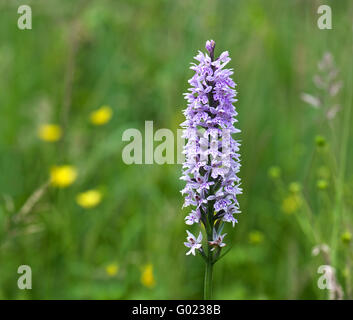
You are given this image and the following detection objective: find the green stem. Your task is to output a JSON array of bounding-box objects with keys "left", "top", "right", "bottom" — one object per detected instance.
[
  {"left": 203, "top": 218, "right": 214, "bottom": 299},
  {"left": 331, "top": 51, "right": 353, "bottom": 267},
  {"left": 204, "top": 256, "right": 213, "bottom": 300}
]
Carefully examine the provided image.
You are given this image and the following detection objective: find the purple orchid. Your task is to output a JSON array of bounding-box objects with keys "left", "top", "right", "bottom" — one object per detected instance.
[
  {"left": 184, "top": 230, "right": 203, "bottom": 256},
  {"left": 181, "top": 40, "right": 241, "bottom": 251},
  {"left": 181, "top": 40, "right": 242, "bottom": 299},
  {"left": 209, "top": 230, "right": 227, "bottom": 251},
  {"left": 185, "top": 209, "right": 201, "bottom": 225}
]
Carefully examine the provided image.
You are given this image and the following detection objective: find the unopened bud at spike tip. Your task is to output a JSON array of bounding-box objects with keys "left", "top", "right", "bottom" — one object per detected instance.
[{"left": 205, "top": 40, "right": 215, "bottom": 59}]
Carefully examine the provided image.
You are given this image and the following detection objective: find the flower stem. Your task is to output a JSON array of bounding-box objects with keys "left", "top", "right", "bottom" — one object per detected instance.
[{"left": 204, "top": 256, "right": 213, "bottom": 300}]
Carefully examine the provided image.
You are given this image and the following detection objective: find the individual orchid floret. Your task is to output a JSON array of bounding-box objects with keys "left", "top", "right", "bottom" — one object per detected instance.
[
  {"left": 209, "top": 229, "right": 227, "bottom": 251},
  {"left": 205, "top": 40, "right": 215, "bottom": 58},
  {"left": 222, "top": 211, "right": 238, "bottom": 227},
  {"left": 185, "top": 209, "right": 201, "bottom": 225},
  {"left": 184, "top": 230, "right": 202, "bottom": 256}
]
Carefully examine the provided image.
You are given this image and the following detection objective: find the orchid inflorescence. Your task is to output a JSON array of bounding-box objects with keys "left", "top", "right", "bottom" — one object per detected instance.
[{"left": 181, "top": 40, "right": 242, "bottom": 269}]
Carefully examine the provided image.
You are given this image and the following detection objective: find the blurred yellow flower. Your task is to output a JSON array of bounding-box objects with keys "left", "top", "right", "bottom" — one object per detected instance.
[
  {"left": 76, "top": 189, "right": 102, "bottom": 209},
  {"left": 343, "top": 267, "right": 350, "bottom": 278},
  {"left": 141, "top": 264, "right": 156, "bottom": 288},
  {"left": 317, "top": 179, "right": 328, "bottom": 190},
  {"left": 50, "top": 165, "right": 77, "bottom": 188},
  {"left": 281, "top": 195, "right": 302, "bottom": 215},
  {"left": 315, "top": 135, "right": 326, "bottom": 147},
  {"left": 289, "top": 182, "right": 301, "bottom": 193},
  {"left": 90, "top": 105, "right": 113, "bottom": 125},
  {"left": 38, "top": 124, "right": 62, "bottom": 142},
  {"left": 105, "top": 263, "right": 119, "bottom": 277},
  {"left": 341, "top": 231, "right": 352, "bottom": 245},
  {"left": 248, "top": 230, "right": 264, "bottom": 245},
  {"left": 268, "top": 166, "right": 281, "bottom": 179}
]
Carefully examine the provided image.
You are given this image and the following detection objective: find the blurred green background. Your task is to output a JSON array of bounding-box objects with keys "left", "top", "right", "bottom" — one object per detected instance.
[{"left": 0, "top": 0, "right": 352, "bottom": 299}]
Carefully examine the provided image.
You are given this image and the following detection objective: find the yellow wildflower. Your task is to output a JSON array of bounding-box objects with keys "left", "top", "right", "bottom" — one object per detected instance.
[
  {"left": 38, "top": 124, "right": 62, "bottom": 142},
  {"left": 268, "top": 166, "right": 281, "bottom": 179},
  {"left": 50, "top": 165, "right": 77, "bottom": 188},
  {"left": 105, "top": 263, "right": 119, "bottom": 277},
  {"left": 315, "top": 135, "right": 326, "bottom": 147},
  {"left": 90, "top": 105, "right": 113, "bottom": 125},
  {"left": 281, "top": 194, "right": 302, "bottom": 215},
  {"left": 76, "top": 189, "right": 102, "bottom": 209},
  {"left": 248, "top": 230, "right": 264, "bottom": 245},
  {"left": 343, "top": 267, "right": 350, "bottom": 278},
  {"left": 341, "top": 231, "right": 352, "bottom": 245},
  {"left": 141, "top": 264, "right": 156, "bottom": 288},
  {"left": 317, "top": 179, "right": 328, "bottom": 190},
  {"left": 289, "top": 182, "right": 301, "bottom": 193}
]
